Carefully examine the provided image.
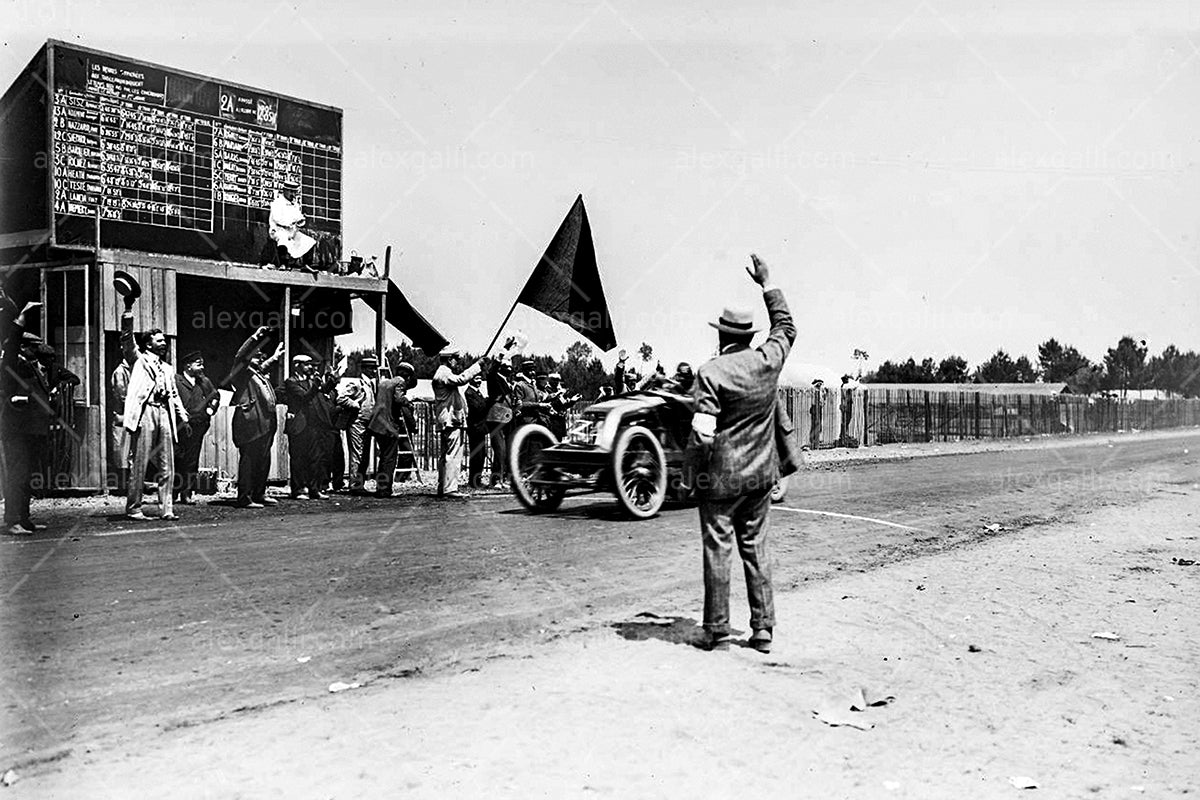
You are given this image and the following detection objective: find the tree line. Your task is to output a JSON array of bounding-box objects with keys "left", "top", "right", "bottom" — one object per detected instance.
[{"left": 863, "top": 337, "right": 1200, "bottom": 397}]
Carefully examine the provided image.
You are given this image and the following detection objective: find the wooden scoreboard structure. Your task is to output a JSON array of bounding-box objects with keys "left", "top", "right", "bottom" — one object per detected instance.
[{"left": 0, "top": 40, "right": 392, "bottom": 492}]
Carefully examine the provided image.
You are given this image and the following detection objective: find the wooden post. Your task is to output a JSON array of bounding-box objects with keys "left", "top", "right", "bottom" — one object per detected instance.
[
  {"left": 375, "top": 249, "right": 388, "bottom": 368},
  {"left": 282, "top": 286, "right": 291, "bottom": 379}
]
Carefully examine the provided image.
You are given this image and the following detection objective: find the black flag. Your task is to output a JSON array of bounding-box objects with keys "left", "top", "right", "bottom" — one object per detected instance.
[{"left": 516, "top": 195, "right": 617, "bottom": 351}]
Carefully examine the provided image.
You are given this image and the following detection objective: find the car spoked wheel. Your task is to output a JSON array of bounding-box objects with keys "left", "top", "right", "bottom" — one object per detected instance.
[
  {"left": 611, "top": 425, "right": 667, "bottom": 519},
  {"left": 508, "top": 423, "right": 565, "bottom": 512}
]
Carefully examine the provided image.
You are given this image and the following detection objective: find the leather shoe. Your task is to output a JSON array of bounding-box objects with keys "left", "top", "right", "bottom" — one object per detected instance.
[
  {"left": 749, "top": 628, "right": 773, "bottom": 654},
  {"left": 5, "top": 524, "right": 33, "bottom": 536},
  {"left": 700, "top": 632, "right": 732, "bottom": 652},
  {"left": 255, "top": 497, "right": 279, "bottom": 507},
  {"left": 19, "top": 520, "right": 47, "bottom": 531},
  {"left": 235, "top": 499, "right": 264, "bottom": 509},
  {"left": 126, "top": 511, "right": 150, "bottom": 521}
]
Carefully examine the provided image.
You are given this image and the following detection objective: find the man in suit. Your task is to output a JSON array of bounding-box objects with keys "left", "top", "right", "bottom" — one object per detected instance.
[
  {"left": 122, "top": 301, "right": 190, "bottom": 521},
  {"left": 432, "top": 348, "right": 482, "bottom": 498},
  {"left": 347, "top": 355, "right": 378, "bottom": 493},
  {"left": 365, "top": 361, "right": 415, "bottom": 497},
  {"left": 484, "top": 360, "right": 514, "bottom": 487},
  {"left": 687, "top": 254, "right": 797, "bottom": 654},
  {"left": 227, "top": 327, "right": 284, "bottom": 508},
  {"left": 174, "top": 351, "right": 219, "bottom": 505},
  {"left": 433, "top": 341, "right": 514, "bottom": 498},
  {"left": 464, "top": 373, "right": 488, "bottom": 489},
  {"left": 1, "top": 298, "right": 51, "bottom": 535},
  {"left": 282, "top": 354, "right": 330, "bottom": 500}
]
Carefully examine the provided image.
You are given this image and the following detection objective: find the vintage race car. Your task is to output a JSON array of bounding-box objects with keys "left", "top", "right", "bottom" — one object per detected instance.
[{"left": 508, "top": 390, "right": 789, "bottom": 519}]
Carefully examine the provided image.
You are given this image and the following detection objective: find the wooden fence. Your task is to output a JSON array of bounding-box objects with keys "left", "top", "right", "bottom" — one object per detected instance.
[{"left": 187, "top": 389, "right": 1200, "bottom": 487}]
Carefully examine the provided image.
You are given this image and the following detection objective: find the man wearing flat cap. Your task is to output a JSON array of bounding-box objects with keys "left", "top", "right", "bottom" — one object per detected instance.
[
  {"left": 282, "top": 353, "right": 329, "bottom": 500},
  {"left": 0, "top": 297, "right": 52, "bottom": 535},
  {"left": 174, "top": 350, "right": 219, "bottom": 505},
  {"left": 686, "top": 253, "right": 798, "bottom": 654}
]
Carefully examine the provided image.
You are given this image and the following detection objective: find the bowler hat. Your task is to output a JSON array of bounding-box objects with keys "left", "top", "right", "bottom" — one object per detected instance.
[
  {"left": 20, "top": 331, "right": 43, "bottom": 345},
  {"left": 291, "top": 354, "right": 313, "bottom": 364},
  {"left": 113, "top": 270, "right": 142, "bottom": 301},
  {"left": 359, "top": 355, "right": 379, "bottom": 366},
  {"left": 181, "top": 350, "right": 204, "bottom": 365},
  {"left": 708, "top": 305, "right": 759, "bottom": 335},
  {"left": 396, "top": 361, "right": 415, "bottom": 375}
]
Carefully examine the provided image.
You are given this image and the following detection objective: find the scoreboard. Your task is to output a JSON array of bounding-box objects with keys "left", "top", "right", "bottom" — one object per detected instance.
[{"left": 46, "top": 42, "right": 342, "bottom": 262}]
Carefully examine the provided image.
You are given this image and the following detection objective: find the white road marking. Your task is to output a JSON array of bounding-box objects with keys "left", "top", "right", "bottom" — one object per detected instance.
[
  {"left": 775, "top": 506, "right": 931, "bottom": 534},
  {"left": 2, "top": 521, "right": 220, "bottom": 543}
]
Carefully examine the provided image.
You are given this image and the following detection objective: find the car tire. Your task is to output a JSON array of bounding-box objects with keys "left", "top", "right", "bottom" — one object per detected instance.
[
  {"left": 508, "top": 423, "right": 565, "bottom": 512},
  {"left": 611, "top": 425, "right": 667, "bottom": 519}
]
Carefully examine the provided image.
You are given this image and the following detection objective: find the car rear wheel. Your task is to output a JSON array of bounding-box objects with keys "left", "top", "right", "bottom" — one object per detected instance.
[
  {"left": 611, "top": 425, "right": 667, "bottom": 519},
  {"left": 509, "top": 423, "right": 565, "bottom": 512}
]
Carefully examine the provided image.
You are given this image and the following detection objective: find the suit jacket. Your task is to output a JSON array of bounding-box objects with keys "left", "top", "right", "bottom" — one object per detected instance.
[
  {"left": 432, "top": 361, "right": 482, "bottom": 428},
  {"left": 124, "top": 351, "right": 188, "bottom": 441},
  {"left": 0, "top": 321, "right": 52, "bottom": 437},
  {"left": 176, "top": 372, "right": 218, "bottom": 430},
  {"left": 367, "top": 377, "right": 415, "bottom": 438},
  {"left": 282, "top": 375, "right": 322, "bottom": 437},
  {"left": 227, "top": 331, "right": 281, "bottom": 447},
  {"left": 465, "top": 385, "right": 487, "bottom": 429},
  {"left": 687, "top": 288, "right": 796, "bottom": 499}
]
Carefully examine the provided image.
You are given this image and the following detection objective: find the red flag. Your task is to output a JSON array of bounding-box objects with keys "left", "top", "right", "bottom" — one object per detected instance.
[{"left": 517, "top": 195, "right": 617, "bottom": 351}]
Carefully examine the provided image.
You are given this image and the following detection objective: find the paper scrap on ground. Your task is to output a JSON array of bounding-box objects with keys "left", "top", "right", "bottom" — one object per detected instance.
[
  {"left": 1008, "top": 776, "right": 1039, "bottom": 789},
  {"left": 1091, "top": 631, "right": 1121, "bottom": 641},
  {"left": 849, "top": 686, "right": 896, "bottom": 711},
  {"left": 328, "top": 681, "right": 362, "bottom": 693},
  {"left": 812, "top": 709, "right": 874, "bottom": 730}
]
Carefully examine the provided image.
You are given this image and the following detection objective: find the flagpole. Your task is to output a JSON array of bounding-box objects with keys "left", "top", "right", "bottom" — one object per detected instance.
[{"left": 482, "top": 295, "right": 521, "bottom": 357}]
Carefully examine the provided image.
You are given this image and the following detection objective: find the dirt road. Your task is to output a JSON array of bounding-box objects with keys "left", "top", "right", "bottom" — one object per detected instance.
[{"left": 2, "top": 430, "right": 1197, "bottom": 797}]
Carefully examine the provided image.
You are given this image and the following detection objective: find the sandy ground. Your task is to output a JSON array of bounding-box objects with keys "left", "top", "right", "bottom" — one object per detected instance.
[{"left": 10, "top": 434, "right": 1198, "bottom": 799}]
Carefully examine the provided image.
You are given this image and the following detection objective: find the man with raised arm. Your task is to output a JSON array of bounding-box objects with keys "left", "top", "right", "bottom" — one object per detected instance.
[{"left": 687, "top": 253, "right": 797, "bottom": 654}]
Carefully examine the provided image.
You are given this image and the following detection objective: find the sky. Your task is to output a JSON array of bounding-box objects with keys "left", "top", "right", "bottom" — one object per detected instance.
[{"left": 4, "top": 0, "right": 1199, "bottom": 378}]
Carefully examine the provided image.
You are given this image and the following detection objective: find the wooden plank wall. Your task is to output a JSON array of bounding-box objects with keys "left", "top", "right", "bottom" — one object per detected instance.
[{"left": 98, "top": 262, "right": 177, "bottom": 335}]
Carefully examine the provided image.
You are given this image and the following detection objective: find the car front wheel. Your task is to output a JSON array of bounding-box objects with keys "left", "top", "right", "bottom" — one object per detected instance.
[
  {"left": 611, "top": 425, "right": 667, "bottom": 519},
  {"left": 508, "top": 423, "right": 565, "bottom": 512}
]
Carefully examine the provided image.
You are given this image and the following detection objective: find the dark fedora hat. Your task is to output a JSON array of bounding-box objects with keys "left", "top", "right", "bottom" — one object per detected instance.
[{"left": 113, "top": 270, "right": 142, "bottom": 300}]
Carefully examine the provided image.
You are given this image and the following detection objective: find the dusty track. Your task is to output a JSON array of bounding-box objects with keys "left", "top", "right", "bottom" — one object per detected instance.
[{"left": 2, "top": 430, "right": 1197, "bottom": 780}]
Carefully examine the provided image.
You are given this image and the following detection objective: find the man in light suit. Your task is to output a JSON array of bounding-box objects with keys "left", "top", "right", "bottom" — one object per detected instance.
[
  {"left": 687, "top": 254, "right": 797, "bottom": 653},
  {"left": 433, "top": 340, "right": 515, "bottom": 497},
  {"left": 122, "top": 296, "right": 190, "bottom": 521},
  {"left": 226, "top": 326, "right": 284, "bottom": 508}
]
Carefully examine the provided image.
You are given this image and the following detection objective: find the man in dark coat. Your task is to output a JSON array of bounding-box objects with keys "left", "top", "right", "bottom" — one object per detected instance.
[
  {"left": 1, "top": 299, "right": 51, "bottom": 535},
  {"left": 686, "top": 254, "right": 797, "bottom": 654},
  {"left": 281, "top": 354, "right": 328, "bottom": 500},
  {"left": 174, "top": 351, "right": 219, "bottom": 504},
  {"left": 365, "top": 361, "right": 416, "bottom": 498},
  {"left": 227, "top": 327, "right": 284, "bottom": 508},
  {"left": 464, "top": 373, "right": 488, "bottom": 489},
  {"left": 484, "top": 361, "right": 514, "bottom": 487}
]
